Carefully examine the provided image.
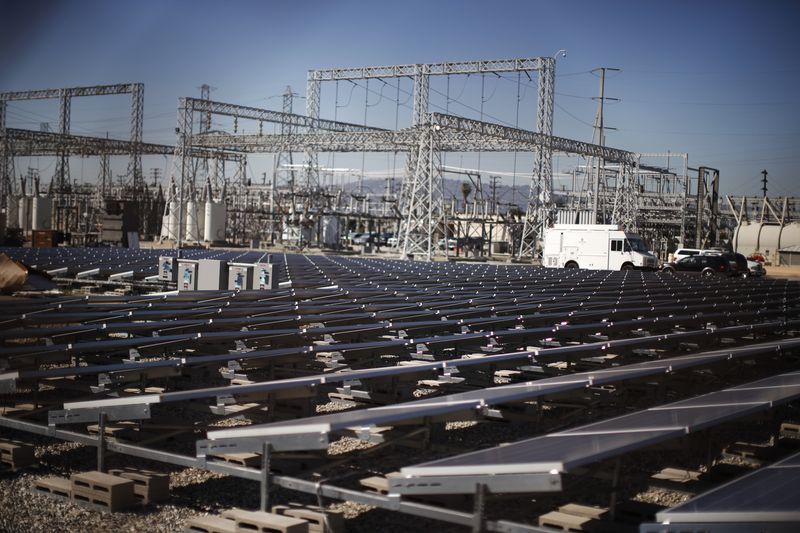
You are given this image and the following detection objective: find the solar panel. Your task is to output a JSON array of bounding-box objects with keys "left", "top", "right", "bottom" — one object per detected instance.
[
  {"left": 648, "top": 451, "right": 800, "bottom": 529},
  {"left": 390, "top": 369, "right": 800, "bottom": 494},
  {"left": 1, "top": 252, "right": 798, "bottom": 530},
  {"left": 195, "top": 338, "right": 800, "bottom": 460}
]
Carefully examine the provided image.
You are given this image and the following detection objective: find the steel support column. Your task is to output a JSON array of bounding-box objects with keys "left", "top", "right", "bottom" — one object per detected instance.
[
  {"left": 518, "top": 57, "right": 555, "bottom": 260},
  {"left": 399, "top": 125, "right": 443, "bottom": 260}
]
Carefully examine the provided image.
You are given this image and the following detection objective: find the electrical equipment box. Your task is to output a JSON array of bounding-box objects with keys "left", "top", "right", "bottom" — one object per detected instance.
[
  {"left": 177, "top": 259, "right": 199, "bottom": 290},
  {"left": 228, "top": 263, "right": 254, "bottom": 290},
  {"left": 198, "top": 259, "right": 228, "bottom": 290},
  {"left": 254, "top": 262, "right": 277, "bottom": 290},
  {"left": 158, "top": 256, "right": 177, "bottom": 282}
]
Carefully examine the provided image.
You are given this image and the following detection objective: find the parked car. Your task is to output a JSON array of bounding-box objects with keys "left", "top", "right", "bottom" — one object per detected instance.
[
  {"left": 720, "top": 252, "right": 748, "bottom": 277},
  {"left": 348, "top": 232, "right": 367, "bottom": 245},
  {"left": 438, "top": 238, "right": 457, "bottom": 250},
  {"left": 378, "top": 232, "right": 394, "bottom": 246},
  {"left": 747, "top": 259, "right": 767, "bottom": 277},
  {"left": 661, "top": 255, "right": 734, "bottom": 277},
  {"left": 670, "top": 248, "right": 703, "bottom": 263},
  {"left": 386, "top": 237, "right": 399, "bottom": 248},
  {"left": 352, "top": 232, "right": 381, "bottom": 246},
  {"left": 670, "top": 247, "right": 726, "bottom": 263}
]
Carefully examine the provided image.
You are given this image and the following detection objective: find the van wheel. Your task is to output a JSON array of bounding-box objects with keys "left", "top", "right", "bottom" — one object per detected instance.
[
  {"left": 621, "top": 263, "right": 634, "bottom": 271},
  {"left": 662, "top": 266, "right": 675, "bottom": 274},
  {"left": 564, "top": 261, "right": 579, "bottom": 269},
  {"left": 701, "top": 268, "right": 715, "bottom": 277}
]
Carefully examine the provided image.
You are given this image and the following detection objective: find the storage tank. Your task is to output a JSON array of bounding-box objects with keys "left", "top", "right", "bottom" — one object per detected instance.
[
  {"left": 196, "top": 203, "right": 206, "bottom": 241},
  {"left": 734, "top": 221, "right": 800, "bottom": 264},
  {"left": 321, "top": 216, "right": 340, "bottom": 247},
  {"left": 185, "top": 199, "right": 199, "bottom": 242},
  {"left": 160, "top": 211, "right": 170, "bottom": 240},
  {"left": 17, "top": 196, "right": 31, "bottom": 231},
  {"left": 759, "top": 224, "right": 782, "bottom": 261},
  {"left": 555, "top": 209, "right": 595, "bottom": 225},
  {"left": 781, "top": 223, "right": 800, "bottom": 251},
  {"left": 167, "top": 200, "right": 179, "bottom": 240},
  {"left": 6, "top": 196, "right": 19, "bottom": 229},
  {"left": 31, "top": 196, "right": 53, "bottom": 230},
  {"left": 203, "top": 201, "right": 226, "bottom": 243}
]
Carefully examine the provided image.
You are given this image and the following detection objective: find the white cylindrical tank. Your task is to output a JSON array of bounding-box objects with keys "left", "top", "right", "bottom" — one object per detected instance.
[
  {"left": 18, "top": 196, "right": 31, "bottom": 231},
  {"left": 160, "top": 211, "right": 171, "bottom": 240},
  {"left": 734, "top": 222, "right": 763, "bottom": 256},
  {"left": 6, "top": 195, "right": 19, "bottom": 229},
  {"left": 781, "top": 222, "right": 800, "bottom": 248},
  {"left": 167, "top": 200, "right": 179, "bottom": 240},
  {"left": 203, "top": 201, "right": 226, "bottom": 243},
  {"left": 734, "top": 221, "right": 800, "bottom": 264},
  {"left": 759, "top": 224, "right": 782, "bottom": 262},
  {"left": 321, "top": 216, "right": 340, "bottom": 247},
  {"left": 185, "top": 200, "right": 199, "bottom": 242},
  {"left": 197, "top": 202, "right": 206, "bottom": 241},
  {"left": 31, "top": 196, "right": 53, "bottom": 230}
]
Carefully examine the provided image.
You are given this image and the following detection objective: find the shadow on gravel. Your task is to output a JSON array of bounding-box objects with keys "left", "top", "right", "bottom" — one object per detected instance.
[{"left": 170, "top": 474, "right": 262, "bottom": 511}]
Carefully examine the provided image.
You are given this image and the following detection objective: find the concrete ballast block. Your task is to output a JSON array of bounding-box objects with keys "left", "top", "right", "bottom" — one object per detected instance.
[
  {"left": 70, "top": 471, "right": 137, "bottom": 511},
  {"left": 109, "top": 467, "right": 170, "bottom": 503},
  {"left": 221, "top": 508, "right": 309, "bottom": 533}
]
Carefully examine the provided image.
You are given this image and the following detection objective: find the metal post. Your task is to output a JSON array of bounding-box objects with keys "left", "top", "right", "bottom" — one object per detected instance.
[
  {"left": 260, "top": 442, "right": 272, "bottom": 511},
  {"left": 471, "top": 483, "right": 487, "bottom": 533},
  {"left": 175, "top": 98, "right": 193, "bottom": 258},
  {"left": 591, "top": 67, "right": 606, "bottom": 223},
  {"left": 97, "top": 413, "right": 107, "bottom": 472},
  {"left": 695, "top": 167, "right": 705, "bottom": 248},
  {"left": 609, "top": 458, "right": 621, "bottom": 521},
  {"left": 680, "top": 156, "right": 689, "bottom": 247}
]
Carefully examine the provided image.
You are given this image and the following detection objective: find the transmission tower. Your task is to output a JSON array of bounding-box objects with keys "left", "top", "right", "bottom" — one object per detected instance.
[
  {"left": 516, "top": 53, "right": 563, "bottom": 259},
  {"left": 306, "top": 56, "right": 559, "bottom": 260},
  {"left": 275, "top": 86, "right": 298, "bottom": 201}
]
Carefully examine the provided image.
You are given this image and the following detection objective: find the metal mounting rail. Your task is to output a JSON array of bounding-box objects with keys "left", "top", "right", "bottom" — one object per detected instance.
[{"left": 0, "top": 414, "right": 549, "bottom": 533}]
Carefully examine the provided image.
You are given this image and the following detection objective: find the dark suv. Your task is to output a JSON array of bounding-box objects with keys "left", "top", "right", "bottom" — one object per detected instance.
[
  {"left": 662, "top": 255, "right": 734, "bottom": 277},
  {"left": 722, "top": 252, "right": 750, "bottom": 278}
]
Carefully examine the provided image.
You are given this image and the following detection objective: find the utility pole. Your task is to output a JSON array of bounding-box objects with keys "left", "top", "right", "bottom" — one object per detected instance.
[
  {"left": 591, "top": 67, "right": 620, "bottom": 223},
  {"left": 151, "top": 167, "right": 161, "bottom": 188},
  {"left": 276, "top": 86, "right": 298, "bottom": 194},
  {"left": 761, "top": 170, "right": 768, "bottom": 197},
  {"left": 489, "top": 176, "right": 500, "bottom": 215}
]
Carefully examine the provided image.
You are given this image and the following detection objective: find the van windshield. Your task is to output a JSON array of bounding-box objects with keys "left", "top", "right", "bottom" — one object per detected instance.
[{"left": 625, "top": 238, "right": 649, "bottom": 253}]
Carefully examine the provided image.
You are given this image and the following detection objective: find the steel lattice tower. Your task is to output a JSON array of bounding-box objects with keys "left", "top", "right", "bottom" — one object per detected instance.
[
  {"left": 306, "top": 57, "right": 557, "bottom": 260},
  {"left": 517, "top": 57, "right": 556, "bottom": 259}
]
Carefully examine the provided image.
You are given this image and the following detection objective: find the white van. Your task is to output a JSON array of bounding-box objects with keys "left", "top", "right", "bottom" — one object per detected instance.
[{"left": 543, "top": 224, "right": 657, "bottom": 271}]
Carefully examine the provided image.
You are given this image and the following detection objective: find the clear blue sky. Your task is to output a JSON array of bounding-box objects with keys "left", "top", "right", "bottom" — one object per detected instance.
[{"left": 2, "top": 0, "right": 798, "bottom": 197}]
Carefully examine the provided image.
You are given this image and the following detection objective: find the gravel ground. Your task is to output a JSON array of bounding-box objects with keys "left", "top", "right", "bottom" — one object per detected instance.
[
  {"left": 1, "top": 414, "right": 797, "bottom": 532},
  {"left": 2, "top": 360, "right": 799, "bottom": 532}
]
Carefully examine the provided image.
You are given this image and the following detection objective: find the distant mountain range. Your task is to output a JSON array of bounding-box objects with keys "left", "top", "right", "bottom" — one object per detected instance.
[{"left": 341, "top": 177, "right": 532, "bottom": 212}]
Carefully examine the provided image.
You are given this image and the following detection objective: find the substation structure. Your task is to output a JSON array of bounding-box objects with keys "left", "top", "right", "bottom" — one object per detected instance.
[
  {"left": 0, "top": 83, "right": 243, "bottom": 246},
  {"left": 1, "top": 58, "right": 798, "bottom": 261}
]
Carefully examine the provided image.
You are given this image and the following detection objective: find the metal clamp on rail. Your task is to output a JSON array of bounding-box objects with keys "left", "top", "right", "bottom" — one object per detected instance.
[
  {"left": 0, "top": 372, "right": 19, "bottom": 394},
  {"left": 196, "top": 424, "right": 331, "bottom": 461},
  {"left": 438, "top": 364, "right": 463, "bottom": 384},
  {"left": 220, "top": 360, "right": 248, "bottom": 381},
  {"left": 229, "top": 339, "right": 252, "bottom": 354},
  {"left": 48, "top": 396, "right": 156, "bottom": 427},
  {"left": 123, "top": 348, "right": 141, "bottom": 362}
]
